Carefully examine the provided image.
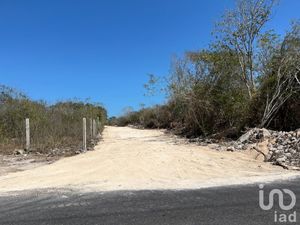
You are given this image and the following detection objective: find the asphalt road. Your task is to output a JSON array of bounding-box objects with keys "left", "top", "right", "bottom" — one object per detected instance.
[{"left": 0, "top": 179, "right": 299, "bottom": 225}]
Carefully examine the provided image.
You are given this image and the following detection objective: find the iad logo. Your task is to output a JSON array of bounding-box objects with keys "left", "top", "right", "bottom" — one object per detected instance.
[{"left": 259, "top": 184, "right": 297, "bottom": 223}]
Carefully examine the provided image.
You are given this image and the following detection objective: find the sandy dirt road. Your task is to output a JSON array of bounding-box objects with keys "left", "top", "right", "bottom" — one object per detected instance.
[{"left": 0, "top": 126, "right": 298, "bottom": 194}]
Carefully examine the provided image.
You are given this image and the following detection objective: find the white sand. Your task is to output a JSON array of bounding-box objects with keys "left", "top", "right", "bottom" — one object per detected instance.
[{"left": 0, "top": 126, "right": 298, "bottom": 193}]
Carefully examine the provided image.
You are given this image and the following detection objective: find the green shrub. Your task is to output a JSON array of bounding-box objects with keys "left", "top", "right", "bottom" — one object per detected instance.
[{"left": 0, "top": 85, "right": 107, "bottom": 155}]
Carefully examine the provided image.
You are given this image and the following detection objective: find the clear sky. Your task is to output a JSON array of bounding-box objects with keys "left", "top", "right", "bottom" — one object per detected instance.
[{"left": 0, "top": 0, "right": 299, "bottom": 116}]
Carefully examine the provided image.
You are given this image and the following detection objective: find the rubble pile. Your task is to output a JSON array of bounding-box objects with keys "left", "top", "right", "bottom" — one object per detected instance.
[
  {"left": 267, "top": 130, "right": 300, "bottom": 167},
  {"left": 235, "top": 128, "right": 300, "bottom": 168},
  {"left": 192, "top": 128, "right": 300, "bottom": 169}
]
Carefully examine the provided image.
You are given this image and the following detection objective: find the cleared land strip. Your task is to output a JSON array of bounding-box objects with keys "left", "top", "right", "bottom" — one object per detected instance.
[{"left": 0, "top": 126, "right": 298, "bottom": 193}]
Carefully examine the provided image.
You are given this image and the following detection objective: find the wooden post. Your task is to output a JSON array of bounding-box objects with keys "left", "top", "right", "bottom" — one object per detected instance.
[
  {"left": 89, "top": 118, "right": 93, "bottom": 139},
  {"left": 83, "top": 118, "right": 87, "bottom": 151},
  {"left": 93, "top": 119, "right": 97, "bottom": 138},
  {"left": 25, "top": 118, "right": 30, "bottom": 150}
]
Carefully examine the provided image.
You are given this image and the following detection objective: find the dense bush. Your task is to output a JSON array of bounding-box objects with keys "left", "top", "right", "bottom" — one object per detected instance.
[
  {"left": 0, "top": 85, "right": 107, "bottom": 155},
  {"left": 113, "top": 0, "right": 299, "bottom": 138}
]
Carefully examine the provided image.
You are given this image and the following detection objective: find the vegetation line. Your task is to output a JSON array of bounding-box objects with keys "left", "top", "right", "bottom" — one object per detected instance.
[
  {"left": 111, "top": 0, "right": 299, "bottom": 138},
  {"left": 0, "top": 85, "right": 107, "bottom": 155}
]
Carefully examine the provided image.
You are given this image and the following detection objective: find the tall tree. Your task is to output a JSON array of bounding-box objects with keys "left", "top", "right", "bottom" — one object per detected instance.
[{"left": 215, "top": 0, "right": 277, "bottom": 99}]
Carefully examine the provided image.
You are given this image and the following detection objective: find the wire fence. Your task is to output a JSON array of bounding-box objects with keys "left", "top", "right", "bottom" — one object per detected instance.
[
  {"left": 0, "top": 85, "right": 106, "bottom": 155},
  {"left": 25, "top": 117, "right": 102, "bottom": 153},
  {"left": 1, "top": 115, "right": 104, "bottom": 156}
]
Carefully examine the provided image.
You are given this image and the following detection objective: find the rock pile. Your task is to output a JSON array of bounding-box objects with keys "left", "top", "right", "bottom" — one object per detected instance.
[
  {"left": 267, "top": 130, "right": 300, "bottom": 168},
  {"left": 194, "top": 128, "right": 300, "bottom": 169},
  {"left": 238, "top": 128, "right": 271, "bottom": 144},
  {"left": 234, "top": 128, "right": 300, "bottom": 168}
]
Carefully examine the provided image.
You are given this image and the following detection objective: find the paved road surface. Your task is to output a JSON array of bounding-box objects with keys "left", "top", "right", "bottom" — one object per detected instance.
[{"left": 0, "top": 178, "right": 299, "bottom": 225}]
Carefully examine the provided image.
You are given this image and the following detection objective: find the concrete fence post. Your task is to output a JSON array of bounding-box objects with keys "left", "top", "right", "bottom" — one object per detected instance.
[
  {"left": 98, "top": 121, "right": 101, "bottom": 132},
  {"left": 25, "top": 118, "right": 30, "bottom": 150},
  {"left": 83, "top": 118, "right": 87, "bottom": 151},
  {"left": 93, "top": 119, "right": 97, "bottom": 138},
  {"left": 89, "top": 118, "right": 93, "bottom": 139}
]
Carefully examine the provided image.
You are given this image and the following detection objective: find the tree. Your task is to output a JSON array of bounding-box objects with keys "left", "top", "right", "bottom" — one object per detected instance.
[
  {"left": 260, "top": 21, "right": 300, "bottom": 127},
  {"left": 165, "top": 49, "right": 249, "bottom": 136},
  {"left": 215, "top": 0, "right": 277, "bottom": 99}
]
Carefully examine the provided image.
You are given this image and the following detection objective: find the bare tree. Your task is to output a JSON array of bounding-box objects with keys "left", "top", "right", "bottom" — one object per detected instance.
[
  {"left": 216, "top": 0, "right": 277, "bottom": 99},
  {"left": 261, "top": 22, "right": 300, "bottom": 127}
]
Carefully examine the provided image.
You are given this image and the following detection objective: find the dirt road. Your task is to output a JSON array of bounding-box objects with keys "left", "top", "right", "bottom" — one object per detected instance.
[{"left": 0, "top": 126, "right": 298, "bottom": 193}]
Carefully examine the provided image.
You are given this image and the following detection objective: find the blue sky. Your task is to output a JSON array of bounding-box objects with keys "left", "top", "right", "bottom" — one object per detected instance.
[{"left": 0, "top": 0, "right": 299, "bottom": 116}]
